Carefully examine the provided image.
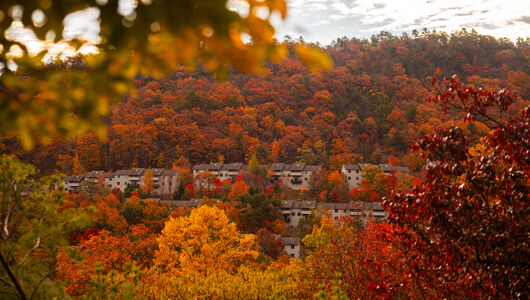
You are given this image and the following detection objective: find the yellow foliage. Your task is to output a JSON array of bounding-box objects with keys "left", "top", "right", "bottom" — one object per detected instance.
[
  {"left": 141, "top": 167, "right": 154, "bottom": 193},
  {"left": 295, "top": 45, "right": 333, "bottom": 73},
  {"left": 155, "top": 205, "right": 258, "bottom": 275},
  {"left": 1, "top": 0, "right": 330, "bottom": 149},
  {"left": 139, "top": 264, "right": 298, "bottom": 299}
]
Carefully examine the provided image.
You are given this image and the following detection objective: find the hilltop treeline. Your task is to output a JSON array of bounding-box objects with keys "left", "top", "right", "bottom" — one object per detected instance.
[{"left": 2, "top": 29, "right": 529, "bottom": 174}]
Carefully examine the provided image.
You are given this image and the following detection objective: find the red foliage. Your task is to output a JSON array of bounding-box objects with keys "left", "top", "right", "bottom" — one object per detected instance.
[
  {"left": 81, "top": 228, "right": 99, "bottom": 241},
  {"left": 384, "top": 79, "right": 529, "bottom": 298}
]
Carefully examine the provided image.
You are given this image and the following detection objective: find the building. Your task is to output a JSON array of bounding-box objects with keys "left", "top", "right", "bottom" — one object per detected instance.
[
  {"left": 63, "top": 167, "right": 179, "bottom": 195},
  {"left": 378, "top": 164, "right": 410, "bottom": 175},
  {"left": 341, "top": 163, "right": 410, "bottom": 189},
  {"left": 280, "top": 200, "right": 316, "bottom": 227},
  {"left": 281, "top": 237, "right": 301, "bottom": 259},
  {"left": 127, "top": 168, "right": 146, "bottom": 187},
  {"left": 219, "top": 163, "right": 244, "bottom": 181},
  {"left": 63, "top": 174, "right": 85, "bottom": 192},
  {"left": 341, "top": 164, "right": 362, "bottom": 188},
  {"left": 85, "top": 171, "right": 104, "bottom": 182},
  {"left": 280, "top": 200, "right": 388, "bottom": 228},
  {"left": 192, "top": 162, "right": 321, "bottom": 190},
  {"left": 104, "top": 172, "right": 116, "bottom": 188},
  {"left": 158, "top": 170, "right": 179, "bottom": 195}
]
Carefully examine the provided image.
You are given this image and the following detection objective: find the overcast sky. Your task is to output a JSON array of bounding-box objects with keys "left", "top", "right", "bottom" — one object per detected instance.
[
  {"left": 275, "top": 0, "right": 530, "bottom": 44},
  {"left": 5, "top": 0, "right": 530, "bottom": 60}
]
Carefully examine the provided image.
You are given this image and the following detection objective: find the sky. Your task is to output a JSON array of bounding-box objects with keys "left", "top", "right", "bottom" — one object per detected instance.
[
  {"left": 4, "top": 0, "right": 530, "bottom": 63},
  {"left": 275, "top": 0, "right": 530, "bottom": 44}
]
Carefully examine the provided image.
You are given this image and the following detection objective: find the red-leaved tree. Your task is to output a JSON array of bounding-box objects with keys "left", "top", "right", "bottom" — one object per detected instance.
[{"left": 384, "top": 77, "right": 529, "bottom": 298}]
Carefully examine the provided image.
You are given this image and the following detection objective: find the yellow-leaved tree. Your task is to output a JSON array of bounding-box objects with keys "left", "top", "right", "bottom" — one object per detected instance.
[
  {"left": 141, "top": 167, "right": 154, "bottom": 194},
  {"left": 155, "top": 205, "right": 258, "bottom": 275}
]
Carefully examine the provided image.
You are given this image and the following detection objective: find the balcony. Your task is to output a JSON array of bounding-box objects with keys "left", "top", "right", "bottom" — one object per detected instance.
[{"left": 290, "top": 178, "right": 302, "bottom": 184}]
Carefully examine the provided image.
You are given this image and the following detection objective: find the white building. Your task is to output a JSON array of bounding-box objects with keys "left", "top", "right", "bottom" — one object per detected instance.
[
  {"left": 341, "top": 163, "right": 410, "bottom": 190},
  {"left": 341, "top": 164, "right": 362, "bottom": 189},
  {"left": 158, "top": 170, "right": 179, "bottom": 195},
  {"left": 192, "top": 162, "right": 321, "bottom": 190},
  {"left": 63, "top": 174, "right": 85, "bottom": 192},
  {"left": 280, "top": 200, "right": 388, "bottom": 228},
  {"left": 281, "top": 237, "right": 301, "bottom": 259},
  {"left": 63, "top": 167, "right": 179, "bottom": 195}
]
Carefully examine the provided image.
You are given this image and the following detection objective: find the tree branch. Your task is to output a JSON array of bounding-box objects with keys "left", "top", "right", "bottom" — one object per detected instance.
[
  {"left": 0, "top": 252, "right": 27, "bottom": 300},
  {"left": 2, "top": 204, "right": 12, "bottom": 240}
]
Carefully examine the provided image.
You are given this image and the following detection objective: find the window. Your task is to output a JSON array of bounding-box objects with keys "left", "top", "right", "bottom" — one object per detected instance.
[
  {"left": 290, "top": 253, "right": 294, "bottom": 257},
  {"left": 334, "top": 217, "right": 338, "bottom": 220},
  {"left": 305, "top": 171, "right": 308, "bottom": 174},
  {"left": 344, "top": 210, "right": 347, "bottom": 213},
  {"left": 297, "top": 212, "right": 301, "bottom": 216},
  {"left": 291, "top": 212, "right": 295, "bottom": 216},
  {"left": 291, "top": 245, "right": 295, "bottom": 249},
  {"left": 348, "top": 176, "right": 351, "bottom": 180},
  {"left": 304, "top": 178, "right": 308, "bottom": 181},
  {"left": 356, "top": 177, "right": 359, "bottom": 180},
  {"left": 356, "top": 170, "right": 359, "bottom": 173},
  {"left": 335, "top": 209, "right": 338, "bottom": 213},
  {"left": 117, "top": 182, "right": 120, "bottom": 185},
  {"left": 348, "top": 170, "right": 351, "bottom": 173}
]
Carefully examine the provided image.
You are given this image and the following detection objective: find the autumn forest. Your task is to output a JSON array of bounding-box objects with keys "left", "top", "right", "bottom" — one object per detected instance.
[
  {"left": 3, "top": 30, "right": 530, "bottom": 175},
  {"left": 0, "top": 2, "right": 529, "bottom": 298}
]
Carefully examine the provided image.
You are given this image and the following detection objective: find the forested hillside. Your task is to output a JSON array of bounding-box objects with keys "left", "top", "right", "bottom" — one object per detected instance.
[{"left": 2, "top": 29, "right": 529, "bottom": 175}]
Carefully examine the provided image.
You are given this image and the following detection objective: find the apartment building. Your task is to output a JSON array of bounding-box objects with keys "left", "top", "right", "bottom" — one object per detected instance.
[
  {"left": 281, "top": 200, "right": 315, "bottom": 227},
  {"left": 275, "top": 163, "right": 321, "bottom": 190},
  {"left": 192, "top": 162, "right": 321, "bottom": 190},
  {"left": 281, "top": 200, "right": 387, "bottom": 227},
  {"left": 85, "top": 171, "right": 104, "bottom": 182},
  {"left": 158, "top": 170, "right": 179, "bottom": 195},
  {"left": 281, "top": 237, "right": 301, "bottom": 259},
  {"left": 341, "top": 164, "right": 362, "bottom": 189},
  {"left": 63, "top": 168, "right": 179, "bottom": 195},
  {"left": 102, "top": 172, "right": 115, "bottom": 187},
  {"left": 63, "top": 174, "right": 85, "bottom": 191},
  {"left": 341, "top": 163, "right": 410, "bottom": 189}
]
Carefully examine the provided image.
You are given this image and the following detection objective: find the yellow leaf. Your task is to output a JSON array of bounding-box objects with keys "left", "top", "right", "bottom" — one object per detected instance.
[
  {"left": 267, "top": 0, "right": 288, "bottom": 19},
  {"left": 295, "top": 45, "right": 333, "bottom": 73}
]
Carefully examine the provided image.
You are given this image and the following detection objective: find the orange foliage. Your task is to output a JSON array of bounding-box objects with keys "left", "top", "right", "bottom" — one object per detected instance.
[{"left": 229, "top": 179, "right": 249, "bottom": 200}]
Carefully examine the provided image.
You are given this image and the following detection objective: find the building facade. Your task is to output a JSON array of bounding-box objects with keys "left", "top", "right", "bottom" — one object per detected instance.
[
  {"left": 192, "top": 162, "right": 321, "bottom": 190},
  {"left": 341, "top": 163, "right": 410, "bottom": 189},
  {"left": 63, "top": 168, "right": 179, "bottom": 195}
]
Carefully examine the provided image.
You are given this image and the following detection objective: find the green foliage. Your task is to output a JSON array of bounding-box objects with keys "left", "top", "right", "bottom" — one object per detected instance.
[
  {"left": 405, "top": 102, "right": 418, "bottom": 122},
  {"left": 313, "top": 274, "right": 350, "bottom": 300},
  {"left": 253, "top": 145, "right": 270, "bottom": 163},
  {"left": 81, "top": 263, "right": 145, "bottom": 300},
  {"left": 0, "top": 155, "right": 92, "bottom": 299},
  {"left": 120, "top": 200, "right": 145, "bottom": 226},
  {"left": 249, "top": 153, "right": 260, "bottom": 176},
  {"left": 123, "top": 184, "right": 134, "bottom": 199},
  {"left": 235, "top": 193, "right": 281, "bottom": 233}
]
